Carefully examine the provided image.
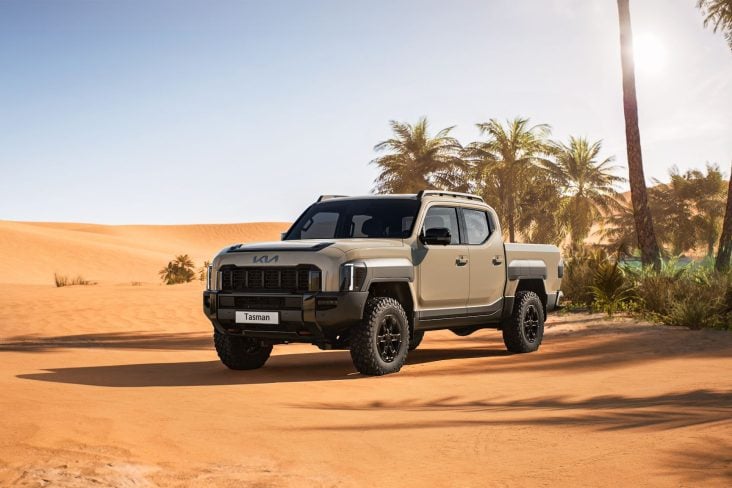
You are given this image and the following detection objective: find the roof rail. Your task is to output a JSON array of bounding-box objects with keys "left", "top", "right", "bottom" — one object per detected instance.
[
  {"left": 317, "top": 194, "right": 349, "bottom": 202},
  {"left": 416, "top": 190, "right": 484, "bottom": 202}
]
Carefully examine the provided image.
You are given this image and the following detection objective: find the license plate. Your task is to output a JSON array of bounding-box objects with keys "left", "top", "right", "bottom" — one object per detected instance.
[{"left": 235, "top": 311, "right": 279, "bottom": 325}]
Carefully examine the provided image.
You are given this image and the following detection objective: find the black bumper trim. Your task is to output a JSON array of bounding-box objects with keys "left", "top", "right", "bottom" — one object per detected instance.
[{"left": 203, "top": 290, "right": 368, "bottom": 344}]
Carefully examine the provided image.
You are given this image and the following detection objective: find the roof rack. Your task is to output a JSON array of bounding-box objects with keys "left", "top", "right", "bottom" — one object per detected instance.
[
  {"left": 317, "top": 194, "right": 349, "bottom": 202},
  {"left": 416, "top": 190, "right": 484, "bottom": 202}
]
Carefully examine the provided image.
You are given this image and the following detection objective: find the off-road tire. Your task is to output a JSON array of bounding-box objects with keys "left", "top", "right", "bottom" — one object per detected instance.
[
  {"left": 350, "top": 297, "right": 409, "bottom": 375},
  {"left": 502, "top": 291, "right": 544, "bottom": 353},
  {"left": 214, "top": 332, "right": 273, "bottom": 370},
  {"left": 409, "top": 329, "right": 425, "bottom": 351}
]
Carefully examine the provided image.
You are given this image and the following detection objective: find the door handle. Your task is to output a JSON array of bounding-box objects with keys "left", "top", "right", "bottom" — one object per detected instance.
[
  {"left": 492, "top": 256, "right": 503, "bottom": 265},
  {"left": 456, "top": 256, "right": 468, "bottom": 266}
]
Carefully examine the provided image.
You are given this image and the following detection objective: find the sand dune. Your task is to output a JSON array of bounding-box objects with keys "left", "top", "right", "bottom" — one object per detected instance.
[{"left": 0, "top": 220, "right": 289, "bottom": 286}]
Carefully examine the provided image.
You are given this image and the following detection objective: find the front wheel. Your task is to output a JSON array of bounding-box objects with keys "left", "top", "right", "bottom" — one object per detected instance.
[
  {"left": 350, "top": 297, "right": 410, "bottom": 375},
  {"left": 502, "top": 291, "right": 544, "bottom": 353},
  {"left": 214, "top": 332, "right": 273, "bottom": 370}
]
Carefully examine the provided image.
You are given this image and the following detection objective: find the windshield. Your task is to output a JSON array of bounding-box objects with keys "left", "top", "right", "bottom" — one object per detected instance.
[{"left": 284, "top": 198, "right": 420, "bottom": 240}]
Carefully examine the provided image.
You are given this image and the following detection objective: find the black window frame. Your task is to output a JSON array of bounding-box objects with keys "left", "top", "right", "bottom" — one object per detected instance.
[
  {"left": 458, "top": 207, "right": 492, "bottom": 246},
  {"left": 421, "top": 205, "right": 464, "bottom": 246}
]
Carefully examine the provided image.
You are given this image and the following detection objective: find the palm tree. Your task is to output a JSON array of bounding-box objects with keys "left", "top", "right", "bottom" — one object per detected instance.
[
  {"left": 465, "top": 117, "right": 553, "bottom": 242},
  {"left": 686, "top": 165, "right": 726, "bottom": 256},
  {"left": 159, "top": 254, "right": 196, "bottom": 285},
  {"left": 716, "top": 163, "right": 732, "bottom": 271},
  {"left": 598, "top": 200, "right": 638, "bottom": 257},
  {"left": 543, "top": 137, "right": 624, "bottom": 246},
  {"left": 697, "top": 0, "right": 732, "bottom": 50},
  {"left": 159, "top": 261, "right": 179, "bottom": 285},
  {"left": 175, "top": 254, "right": 195, "bottom": 270},
  {"left": 617, "top": 0, "right": 662, "bottom": 270},
  {"left": 371, "top": 117, "right": 468, "bottom": 194},
  {"left": 516, "top": 173, "right": 567, "bottom": 246},
  {"left": 648, "top": 170, "right": 697, "bottom": 255}
]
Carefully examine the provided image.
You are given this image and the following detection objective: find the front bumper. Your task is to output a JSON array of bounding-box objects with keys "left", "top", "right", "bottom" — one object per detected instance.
[{"left": 203, "top": 290, "right": 369, "bottom": 346}]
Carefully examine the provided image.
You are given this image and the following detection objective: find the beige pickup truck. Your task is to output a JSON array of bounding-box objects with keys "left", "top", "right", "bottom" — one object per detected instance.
[{"left": 203, "top": 191, "right": 563, "bottom": 375}]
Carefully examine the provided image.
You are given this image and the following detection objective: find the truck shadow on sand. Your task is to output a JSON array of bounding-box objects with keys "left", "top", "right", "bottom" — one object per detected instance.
[
  {"left": 11, "top": 325, "right": 732, "bottom": 386},
  {"left": 15, "top": 347, "right": 505, "bottom": 387}
]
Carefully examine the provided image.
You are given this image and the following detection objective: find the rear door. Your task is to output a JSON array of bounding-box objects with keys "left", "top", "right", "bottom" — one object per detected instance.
[
  {"left": 416, "top": 205, "right": 469, "bottom": 315},
  {"left": 461, "top": 207, "right": 506, "bottom": 316}
]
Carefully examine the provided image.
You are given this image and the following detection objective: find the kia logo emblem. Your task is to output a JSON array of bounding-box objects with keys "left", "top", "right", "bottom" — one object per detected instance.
[{"left": 252, "top": 255, "right": 279, "bottom": 264}]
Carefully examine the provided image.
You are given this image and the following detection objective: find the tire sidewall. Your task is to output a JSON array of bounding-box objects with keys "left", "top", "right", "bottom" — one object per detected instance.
[
  {"left": 517, "top": 294, "right": 544, "bottom": 351},
  {"left": 370, "top": 302, "right": 409, "bottom": 371}
]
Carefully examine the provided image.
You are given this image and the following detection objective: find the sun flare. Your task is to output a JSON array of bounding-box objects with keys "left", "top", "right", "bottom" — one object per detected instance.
[{"left": 634, "top": 33, "right": 668, "bottom": 75}]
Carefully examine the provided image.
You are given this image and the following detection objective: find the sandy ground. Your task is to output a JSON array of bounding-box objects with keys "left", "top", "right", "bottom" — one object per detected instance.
[
  {"left": 0, "top": 222, "right": 730, "bottom": 486},
  {"left": 0, "top": 283, "right": 730, "bottom": 487}
]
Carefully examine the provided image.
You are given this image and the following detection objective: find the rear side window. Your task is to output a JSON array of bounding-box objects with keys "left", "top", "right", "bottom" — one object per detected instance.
[
  {"left": 463, "top": 209, "right": 491, "bottom": 244},
  {"left": 423, "top": 206, "right": 460, "bottom": 245}
]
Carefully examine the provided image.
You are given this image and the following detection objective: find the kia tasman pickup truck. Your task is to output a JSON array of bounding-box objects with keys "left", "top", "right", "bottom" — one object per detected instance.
[{"left": 203, "top": 191, "right": 563, "bottom": 376}]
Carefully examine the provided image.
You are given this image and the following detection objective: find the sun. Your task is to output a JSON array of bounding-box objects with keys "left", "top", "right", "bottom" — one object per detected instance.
[{"left": 633, "top": 33, "right": 668, "bottom": 75}]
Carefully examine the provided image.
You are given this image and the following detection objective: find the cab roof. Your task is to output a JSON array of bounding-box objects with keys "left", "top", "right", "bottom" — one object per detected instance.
[{"left": 317, "top": 190, "right": 484, "bottom": 204}]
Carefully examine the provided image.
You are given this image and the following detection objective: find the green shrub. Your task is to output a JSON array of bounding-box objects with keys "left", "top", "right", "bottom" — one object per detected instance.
[
  {"left": 561, "top": 247, "right": 608, "bottom": 310},
  {"left": 159, "top": 254, "right": 196, "bottom": 285},
  {"left": 589, "top": 261, "right": 633, "bottom": 317},
  {"left": 628, "top": 263, "right": 731, "bottom": 330},
  {"left": 198, "top": 260, "right": 210, "bottom": 282}
]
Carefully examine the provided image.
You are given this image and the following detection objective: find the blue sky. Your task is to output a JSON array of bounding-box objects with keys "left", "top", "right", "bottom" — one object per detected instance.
[{"left": 1, "top": 0, "right": 730, "bottom": 224}]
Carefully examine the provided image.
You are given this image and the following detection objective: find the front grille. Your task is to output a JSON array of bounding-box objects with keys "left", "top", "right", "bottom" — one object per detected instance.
[
  {"left": 233, "top": 296, "right": 301, "bottom": 310},
  {"left": 220, "top": 266, "right": 318, "bottom": 293}
]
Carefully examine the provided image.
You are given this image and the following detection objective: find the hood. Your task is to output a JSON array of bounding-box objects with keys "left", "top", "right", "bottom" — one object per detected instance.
[
  {"left": 225, "top": 240, "right": 337, "bottom": 253},
  {"left": 222, "top": 238, "right": 405, "bottom": 255},
  {"left": 327, "top": 239, "right": 405, "bottom": 253}
]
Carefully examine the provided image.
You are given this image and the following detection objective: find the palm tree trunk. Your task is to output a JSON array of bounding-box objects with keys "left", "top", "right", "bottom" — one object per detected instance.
[
  {"left": 617, "top": 0, "right": 662, "bottom": 270},
  {"left": 715, "top": 166, "right": 732, "bottom": 272},
  {"left": 507, "top": 201, "right": 516, "bottom": 243}
]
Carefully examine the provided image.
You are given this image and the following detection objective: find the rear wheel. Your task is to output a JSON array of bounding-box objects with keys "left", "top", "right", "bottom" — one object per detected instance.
[
  {"left": 502, "top": 291, "right": 544, "bottom": 353},
  {"left": 350, "top": 297, "right": 409, "bottom": 375},
  {"left": 214, "top": 332, "right": 273, "bottom": 370}
]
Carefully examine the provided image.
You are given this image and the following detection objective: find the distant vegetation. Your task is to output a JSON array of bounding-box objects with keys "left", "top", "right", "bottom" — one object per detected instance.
[
  {"left": 159, "top": 254, "right": 196, "bottom": 285},
  {"left": 54, "top": 273, "right": 96, "bottom": 287},
  {"left": 369, "top": 116, "right": 730, "bottom": 329},
  {"left": 697, "top": 0, "right": 732, "bottom": 51},
  {"left": 198, "top": 260, "right": 210, "bottom": 282},
  {"left": 562, "top": 251, "right": 730, "bottom": 330},
  {"left": 370, "top": 117, "right": 728, "bottom": 258}
]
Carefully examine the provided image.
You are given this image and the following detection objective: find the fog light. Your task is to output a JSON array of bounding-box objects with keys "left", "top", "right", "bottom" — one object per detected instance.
[{"left": 316, "top": 297, "right": 339, "bottom": 310}]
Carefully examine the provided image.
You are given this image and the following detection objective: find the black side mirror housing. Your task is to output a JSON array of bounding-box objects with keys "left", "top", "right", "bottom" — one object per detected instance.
[{"left": 421, "top": 227, "right": 452, "bottom": 246}]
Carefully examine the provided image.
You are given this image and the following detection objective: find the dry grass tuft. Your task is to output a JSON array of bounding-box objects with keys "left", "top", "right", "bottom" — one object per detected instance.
[{"left": 54, "top": 273, "right": 96, "bottom": 287}]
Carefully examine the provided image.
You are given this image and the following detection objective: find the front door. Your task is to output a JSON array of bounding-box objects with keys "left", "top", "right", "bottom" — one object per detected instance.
[{"left": 416, "top": 205, "right": 469, "bottom": 317}]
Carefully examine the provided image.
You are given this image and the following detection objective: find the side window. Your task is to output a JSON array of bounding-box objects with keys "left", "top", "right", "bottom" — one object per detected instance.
[
  {"left": 299, "top": 212, "right": 338, "bottom": 239},
  {"left": 423, "top": 206, "right": 460, "bottom": 245},
  {"left": 463, "top": 209, "right": 491, "bottom": 245}
]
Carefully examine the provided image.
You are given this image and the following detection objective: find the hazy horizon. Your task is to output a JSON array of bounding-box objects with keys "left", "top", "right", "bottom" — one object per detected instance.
[{"left": 2, "top": 0, "right": 730, "bottom": 225}]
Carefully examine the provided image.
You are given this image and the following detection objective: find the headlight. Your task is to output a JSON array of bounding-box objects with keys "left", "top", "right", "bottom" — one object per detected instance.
[
  {"left": 307, "top": 269, "right": 322, "bottom": 292},
  {"left": 206, "top": 265, "right": 216, "bottom": 291},
  {"left": 340, "top": 262, "right": 367, "bottom": 291}
]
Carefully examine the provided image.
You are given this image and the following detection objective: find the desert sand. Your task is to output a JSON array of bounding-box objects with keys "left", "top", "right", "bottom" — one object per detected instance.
[
  {"left": 0, "top": 221, "right": 730, "bottom": 486},
  {"left": 0, "top": 220, "right": 290, "bottom": 285}
]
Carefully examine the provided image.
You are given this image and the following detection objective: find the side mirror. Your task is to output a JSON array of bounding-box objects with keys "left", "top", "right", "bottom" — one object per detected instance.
[{"left": 421, "top": 227, "right": 452, "bottom": 246}]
